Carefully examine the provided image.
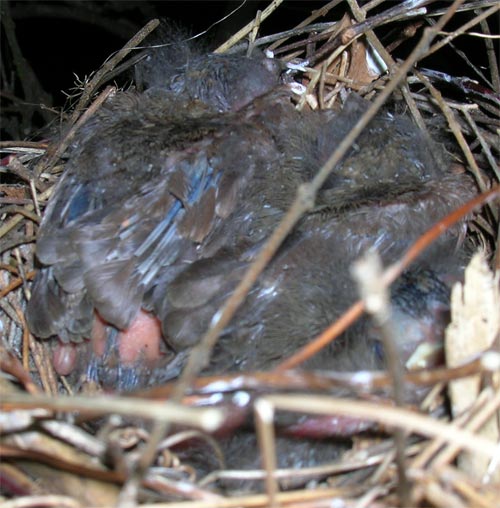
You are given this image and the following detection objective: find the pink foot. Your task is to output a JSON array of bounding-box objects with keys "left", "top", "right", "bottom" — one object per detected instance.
[
  {"left": 52, "top": 309, "right": 163, "bottom": 377},
  {"left": 52, "top": 342, "right": 78, "bottom": 376}
]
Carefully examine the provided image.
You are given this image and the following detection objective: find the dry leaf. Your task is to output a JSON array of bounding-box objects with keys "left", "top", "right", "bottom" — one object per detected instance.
[{"left": 445, "top": 251, "right": 500, "bottom": 482}]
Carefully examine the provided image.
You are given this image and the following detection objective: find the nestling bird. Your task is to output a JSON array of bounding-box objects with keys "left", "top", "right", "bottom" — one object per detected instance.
[
  {"left": 24, "top": 31, "right": 479, "bottom": 483},
  {"left": 153, "top": 94, "right": 474, "bottom": 377},
  {"left": 26, "top": 35, "right": 475, "bottom": 396},
  {"left": 26, "top": 43, "right": 288, "bottom": 384}
]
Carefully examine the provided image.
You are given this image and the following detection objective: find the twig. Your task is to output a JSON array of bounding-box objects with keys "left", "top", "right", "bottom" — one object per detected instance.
[
  {"left": 34, "top": 85, "right": 116, "bottom": 177},
  {"left": 0, "top": 141, "right": 48, "bottom": 149},
  {"left": 479, "top": 15, "right": 500, "bottom": 92},
  {"left": 276, "top": 185, "right": 500, "bottom": 371},
  {"left": 1, "top": 393, "right": 224, "bottom": 432},
  {"left": 351, "top": 252, "right": 411, "bottom": 505},
  {"left": 134, "top": 352, "right": 500, "bottom": 401},
  {"left": 214, "top": 0, "right": 285, "bottom": 53},
  {"left": 267, "top": 0, "right": 343, "bottom": 52},
  {"left": 0, "top": 186, "right": 52, "bottom": 240},
  {"left": 414, "top": 70, "right": 495, "bottom": 219},
  {"left": 254, "top": 399, "right": 279, "bottom": 506},
  {"left": 459, "top": 105, "right": 499, "bottom": 180},
  {"left": 306, "top": 0, "right": 436, "bottom": 66},
  {"left": 68, "top": 19, "right": 159, "bottom": 124},
  {"left": 424, "top": 4, "right": 500, "bottom": 60},
  {"left": 262, "top": 394, "right": 499, "bottom": 459}
]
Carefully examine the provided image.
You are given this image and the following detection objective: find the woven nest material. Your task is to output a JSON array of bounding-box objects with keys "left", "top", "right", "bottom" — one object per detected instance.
[{"left": 1, "top": 1, "right": 499, "bottom": 507}]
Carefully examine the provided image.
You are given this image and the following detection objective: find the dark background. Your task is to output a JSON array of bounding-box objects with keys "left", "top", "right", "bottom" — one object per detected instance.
[
  {"left": 1, "top": 1, "right": 498, "bottom": 139},
  {"left": 5, "top": 1, "right": 331, "bottom": 106}
]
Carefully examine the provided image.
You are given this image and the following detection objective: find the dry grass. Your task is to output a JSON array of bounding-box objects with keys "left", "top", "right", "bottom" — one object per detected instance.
[{"left": 1, "top": 1, "right": 499, "bottom": 506}]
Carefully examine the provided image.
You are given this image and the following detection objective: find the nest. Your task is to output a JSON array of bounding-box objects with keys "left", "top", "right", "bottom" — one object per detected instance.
[{"left": 1, "top": 1, "right": 499, "bottom": 507}]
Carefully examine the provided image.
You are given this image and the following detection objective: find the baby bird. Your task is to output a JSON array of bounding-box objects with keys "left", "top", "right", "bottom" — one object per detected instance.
[
  {"left": 154, "top": 94, "right": 475, "bottom": 378},
  {"left": 26, "top": 43, "right": 286, "bottom": 383},
  {"left": 26, "top": 37, "right": 475, "bottom": 394}
]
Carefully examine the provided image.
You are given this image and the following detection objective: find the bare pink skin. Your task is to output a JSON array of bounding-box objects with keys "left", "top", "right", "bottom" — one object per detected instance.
[
  {"left": 52, "top": 309, "right": 163, "bottom": 376},
  {"left": 117, "top": 310, "right": 162, "bottom": 363},
  {"left": 52, "top": 343, "right": 78, "bottom": 376}
]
